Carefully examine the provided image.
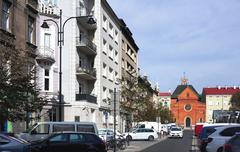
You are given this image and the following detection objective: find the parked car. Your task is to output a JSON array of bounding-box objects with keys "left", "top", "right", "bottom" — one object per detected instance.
[
  {"left": 0, "top": 133, "right": 30, "bottom": 152},
  {"left": 30, "top": 132, "right": 107, "bottom": 152},
  {"left": 19, "top": 121, "right": 98, "bottom": 142},
  {"left": 169, "top": 127, "right": 183, "bottom": 138},
  {"left": 223, "top": 132, "right": 240, "bottom": 152},
  {"left": 122, "top": 128, "right": 158, "bottom": 141},
  {"left": 198, "top": 124, "right": 237, "bottom": 152},
  {"left": 98, "top": 128, "right": 123, "bottom": 141},
  {"left": 206, "top": 125, "right": 240, "bottom": 152}
]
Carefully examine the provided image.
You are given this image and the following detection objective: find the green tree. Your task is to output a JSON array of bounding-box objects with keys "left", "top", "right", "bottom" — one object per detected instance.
[
  {"left": 0, "top": 48, "right": 47, "bottom": 129},
  {"left": 230, "top": 92, "right": 240, "bottom": 110}
]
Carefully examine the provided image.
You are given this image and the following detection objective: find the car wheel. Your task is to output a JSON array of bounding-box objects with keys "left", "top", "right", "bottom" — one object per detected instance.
[
  {"left": 126, "top": 135, "right": 132, "bottom": 141},
  {"left": 148, "top": 135, "right": 154, "bottom": 141},
  {"left": 217, "top": 147, "right": 223, "bottom": 152}
]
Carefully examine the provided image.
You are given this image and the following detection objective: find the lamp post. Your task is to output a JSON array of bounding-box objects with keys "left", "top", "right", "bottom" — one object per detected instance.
[{"left": 41, "top": 9, "right": 96, "bottom": 121}]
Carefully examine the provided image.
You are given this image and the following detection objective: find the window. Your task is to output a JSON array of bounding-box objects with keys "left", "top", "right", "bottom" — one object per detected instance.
[
  {"left": 109, "top": 22, "right": 114, "bottom": 38},
  {"left": 115, "top": 72, "right": 118, "bottom": 83},
  {"left": 102, "top": 39, "right": 107, "bottom": 54},
  {"left": 114, "top": 50, "right": 118, "bottom": 63},
  {"left": 79, "top": 83, "right": 83, "bottom": 94},
  {"left": 220, "top": 127, "right": 240, "bottom": 136},
  {"left": 75, "top": 116, "right": 80, "bottom": 122},
  {"left": 2, "top": 0, "right": 11, "bottom": 31},
  {"left": 77, "top": 124, "right": 95, "bottom": 133},
  {"left": 109, "top": 67, "right": 113, "bottom": 81},
  {"left": 109, "top": 45, "right": 113, "bottom": 59},
  {"left": 108, "top": 89, "right": 113, "bottom": 100},
  {"left": 114, "top": 30, "right": 118, "bottom": 43},
  {"left": 28, "top": 16, "right": 35, "bottom": 43},
  {"left": 32, "top": 124, "right": 49, "bottom": 134},
  {"left": 102, "top": 15, "right": 107, "bottom": 31},
  {"left": 44, "top": 33, "right": 51, "bottom": 47},
  {"left": 44, "top": 69, "right": 50, "bottom": 91},
  {"left": 49, "top": 134, "right": 68, "bottom": 142},
  {"left": 85, "top": 134, "right": 100, "bottom": 142},
  {"left": 122, "top": 59, "right": 125, "bottom": 68},
  {"left": 70, "top": 134, "right": 84, "bottom": 142},
  {"left": 103, "top": 63, "right": 107, "bottom": 78},
  {"left": 53, "top": 124, "right": 75, "bottom": 132},
  {"left": 103, "top": 87, "right": 107, "bottom": 100}
]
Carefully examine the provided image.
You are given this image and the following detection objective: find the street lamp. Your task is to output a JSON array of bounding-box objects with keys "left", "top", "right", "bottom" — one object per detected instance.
[{"left": 41, "top": 9, "right": 96, "bottom": 121}]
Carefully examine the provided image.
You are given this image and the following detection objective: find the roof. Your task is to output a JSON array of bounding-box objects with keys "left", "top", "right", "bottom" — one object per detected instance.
[
  {"left": 202, "top": 87, "right": 240, "bottom": 95},
  {"left": 159, "top": 92, "right": 171, "bottom": 96},
  {"left": 172, "top": 85, "right": 199, "bottom": 99}
]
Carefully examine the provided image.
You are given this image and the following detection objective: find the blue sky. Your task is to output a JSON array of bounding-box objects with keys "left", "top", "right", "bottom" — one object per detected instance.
[{"left": 108, "top": 0, "right": 240, "bottom": 93}]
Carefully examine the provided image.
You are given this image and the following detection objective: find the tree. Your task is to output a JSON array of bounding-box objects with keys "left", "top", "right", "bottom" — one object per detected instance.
[
  {"left": 230, "top": 92, "right": 240, "bottom": 110},
  {"left": 0, "top": 48, "right": 47, "bottom": 129}
]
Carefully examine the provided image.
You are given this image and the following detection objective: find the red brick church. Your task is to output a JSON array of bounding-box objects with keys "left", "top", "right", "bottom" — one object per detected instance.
[{"left": 170, "top": 77, "right": 206, "bottom": 128}]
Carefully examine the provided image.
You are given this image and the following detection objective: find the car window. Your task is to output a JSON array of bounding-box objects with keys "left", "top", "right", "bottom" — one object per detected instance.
[
  {"left": 136, "top": 129, "right": 143, "bottom": 133},
  {"left": 85, "top": 134, "right": 100, "bottom": 143},
  {"left": 139, "top": 124, "right": 145, "bottom": 128},
  {"left": 77, "top": 124, "right": 95, "bottom": 133},
  {"left": 32, "top": 124, "right": 49, "bottom": 134},
  {"left": 70, "top": 134, "right": 85, "bottom": 143},
  {"left": 220, "top": 127, "right": 240, "bottom": 137},
  {"left": 49, "top": 134, "right": 68, "bottom": 142},
  {"left": 0, "top": 136, "right": 10, "bottom": 145},
  {"left": 53, "top": 124, "right": 75, "bottom": 132},
  {"left": 206, "top": 128, "right": 216, "bottom": 136}
]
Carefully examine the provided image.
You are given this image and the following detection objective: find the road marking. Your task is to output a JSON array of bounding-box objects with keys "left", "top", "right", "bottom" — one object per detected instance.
[{"left": 190, "top": 135, "right": 200, "bottom": 152}]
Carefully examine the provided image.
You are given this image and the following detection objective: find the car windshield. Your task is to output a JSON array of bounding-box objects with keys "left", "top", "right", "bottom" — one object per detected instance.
[
  {"left": 171, "top": 128, "right": 181, "bottom": 131},
  {"left": 23, "top": 123, "right": 38, "bottom": 133}
]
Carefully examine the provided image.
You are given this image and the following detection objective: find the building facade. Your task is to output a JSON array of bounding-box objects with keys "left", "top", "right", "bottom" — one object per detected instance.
[
  {"left": 35, "top": 0, "right": 60, "bottom": 123},
  {"left": 202, "top": 86, "right": 240, "bottom": 123},
  {"left": 119, "top": 19, "right": 139, "bottom": 132},
  {"left": 171, "top": 79, "right": 206, "bottom": 128},
  {"left": 0, "top": 0, "right": 38, "bottom": 132}
]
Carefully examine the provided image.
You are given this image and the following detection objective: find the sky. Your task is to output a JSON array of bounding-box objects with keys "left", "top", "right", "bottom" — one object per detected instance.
[{"left": 107, "top": 0, "right": 240, "bottom": 93}]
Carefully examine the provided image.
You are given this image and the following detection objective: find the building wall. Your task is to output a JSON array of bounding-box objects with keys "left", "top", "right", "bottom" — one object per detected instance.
[{"left": 206, "top": 95, "right": 232, "bottom": 122}]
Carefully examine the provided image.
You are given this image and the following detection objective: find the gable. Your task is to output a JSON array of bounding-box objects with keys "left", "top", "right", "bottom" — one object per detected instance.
[{"left": 178, "top": 87, "right": 199, "bottom": 100}]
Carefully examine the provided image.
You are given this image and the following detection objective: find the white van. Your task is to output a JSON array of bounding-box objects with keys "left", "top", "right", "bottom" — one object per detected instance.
[
  {"left": 18, "top": 121, "right": 98, "bottom": 141},
  {"left": 134, "top": 121, "right": 162, "bottom": 133}
]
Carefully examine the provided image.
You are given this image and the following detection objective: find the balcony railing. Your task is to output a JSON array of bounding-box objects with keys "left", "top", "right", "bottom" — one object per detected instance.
[
  {"left": 76, "top": 65, "right": 96, "bottom": 80},
  {"left": 76, "top": 94, "right": 97, "bottom": 104},
  {"left": 36, "top": 46, "right": 55, "bottom": 64},
  {"left": 76, "top": 34, "right": 97, "bottom": 55},
  {"left": 76, "top": 7, "right": 97, "bottom": 30}
]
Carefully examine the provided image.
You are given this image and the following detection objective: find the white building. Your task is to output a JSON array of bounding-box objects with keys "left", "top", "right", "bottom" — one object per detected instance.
[
  {"left": 57, "top": 0, "right": 122, "bottom": 129},
  {"left": 36, "top": 0, "right": 60, "bottom": 122}
]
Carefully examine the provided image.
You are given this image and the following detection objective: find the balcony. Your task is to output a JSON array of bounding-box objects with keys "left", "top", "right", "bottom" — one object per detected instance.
[
  {"left": 36, "top": 46, "right": 55, "bottom": 65},
  {"left": 76, "top": 66, "right": 96, "bottom": 80},
  {"left": 76, "top": 35, "right": 97, "bottom": 55},
  {"left": 76, "top": 7, "right": 97, "bottom": 30},
  {"left": 26, "top": 0, "right": 38, "bottom": 14},
  {"left": 76, "top": 94, "right": 97, "bottom": 104}
]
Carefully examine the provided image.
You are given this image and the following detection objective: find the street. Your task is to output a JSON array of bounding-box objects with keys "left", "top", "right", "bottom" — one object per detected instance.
[{"left": 117, "top": 130, "right": 196, "bottom": 152}]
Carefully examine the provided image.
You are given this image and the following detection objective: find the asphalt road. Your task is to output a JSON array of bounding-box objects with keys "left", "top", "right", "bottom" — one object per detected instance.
[{"left": 140, "top": 130, "right": 193, "bottom": 152}]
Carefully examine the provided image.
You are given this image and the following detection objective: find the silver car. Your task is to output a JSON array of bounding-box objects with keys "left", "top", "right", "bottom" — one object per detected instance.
[{"left": 0, "top": 134, "right": 30, "bottom": 152}]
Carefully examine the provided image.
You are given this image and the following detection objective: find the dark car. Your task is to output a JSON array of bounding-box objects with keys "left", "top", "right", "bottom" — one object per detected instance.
[
  {"left": 0, "top": 133, "right": 30, "bottom": 152},
  {"left": 198, "top": 125, "right": 223, "bottom": 152},
  {"left": 223, "top": 133, "right": 240, "bottom": 152},
  {"left": 30, "top": 132, "right": 107, "bottom": 152}
]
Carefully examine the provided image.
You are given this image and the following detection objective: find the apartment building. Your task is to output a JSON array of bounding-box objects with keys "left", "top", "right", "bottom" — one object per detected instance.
[
  {"left": 119, "top": 19, "right": 139, "bottom": 132},
  {"left": 202, "top": 86, "right": 240, "bottom": 123},
  {"left": 0, "top": 0, "right": 38, "bottom": 132},
  {"left": 35, "top": 0, "right": 59, "bottom": 122}
]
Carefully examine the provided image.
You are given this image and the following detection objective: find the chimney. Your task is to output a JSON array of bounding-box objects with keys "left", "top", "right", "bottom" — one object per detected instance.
[{"left": 234, "top": 86, "right": 236, "bottom": 89}]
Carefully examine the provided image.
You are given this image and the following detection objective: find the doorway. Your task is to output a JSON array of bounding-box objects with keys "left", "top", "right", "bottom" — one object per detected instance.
[{"left": 185, "top": 117, "right": 191, "bottom": 128}]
